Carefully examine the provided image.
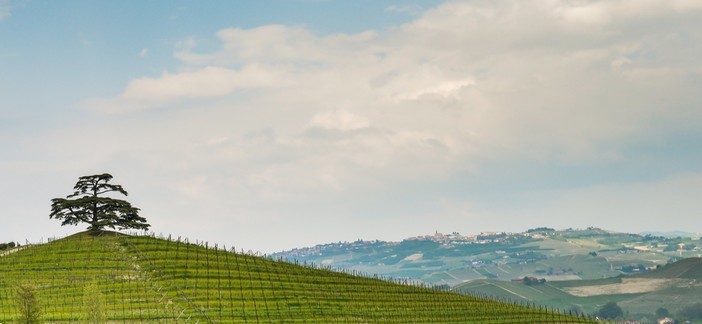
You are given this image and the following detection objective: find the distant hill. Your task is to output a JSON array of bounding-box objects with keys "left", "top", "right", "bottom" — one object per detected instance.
[
  {"left": 274, "top": 227, "right": 702, "bottom": 286},
  {"left": 0, "top": 231, "right": 586, "bottom": 322},
  {"left": 639, "top": 231, "right": 700, "bottom": 239}
]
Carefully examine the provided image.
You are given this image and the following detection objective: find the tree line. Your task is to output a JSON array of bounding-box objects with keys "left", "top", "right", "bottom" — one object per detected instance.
[{"left": 0, "top": 242, "right": 18, "bottom": 251}]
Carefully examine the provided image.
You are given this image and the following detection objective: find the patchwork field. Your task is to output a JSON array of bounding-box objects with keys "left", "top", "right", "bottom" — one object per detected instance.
[
  {"left": 456, "top": 258, "right": 702, "bottom": 318},
  {"left": 563, "top": 278, "right": 678, "bottom": 296}
]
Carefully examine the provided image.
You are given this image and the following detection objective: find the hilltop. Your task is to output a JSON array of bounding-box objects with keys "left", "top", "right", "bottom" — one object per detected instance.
[{"left": 0, "top": 231, "right": 587, "bottom": 322}]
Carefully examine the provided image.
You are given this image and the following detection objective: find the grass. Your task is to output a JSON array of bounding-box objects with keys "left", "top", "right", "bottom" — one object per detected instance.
[
  {"left": 454, "top": 278, "right": 642, "bottom": 314},
  {"left": 0, "top": 231, "right": 591, "bottom": 323}
]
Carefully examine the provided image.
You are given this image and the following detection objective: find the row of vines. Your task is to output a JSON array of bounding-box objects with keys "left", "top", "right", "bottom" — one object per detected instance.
[{"left": 0, "top": 232, "right": 595, "bottom": 322}]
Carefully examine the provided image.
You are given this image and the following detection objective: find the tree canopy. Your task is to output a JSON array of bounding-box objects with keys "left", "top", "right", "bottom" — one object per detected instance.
[
  {"left": 596, "top": 302, "right": 623, "bottom": 319},
  {"left": 49, "top": 173, "right": 150, "bottom": 232},
  {"left": 656, "top": 307, "right": 670, "bottom": 318}
]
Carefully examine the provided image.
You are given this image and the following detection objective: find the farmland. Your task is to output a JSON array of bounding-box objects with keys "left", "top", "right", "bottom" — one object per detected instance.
[
  {"left": 455, "top": 258, "right": 702, "bottom": 319},
  {"left": 0, "top": 231, "right": 589, "bottom": 322}
]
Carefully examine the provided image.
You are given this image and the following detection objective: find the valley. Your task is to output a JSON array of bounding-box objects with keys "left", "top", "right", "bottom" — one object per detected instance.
[{"left": 274, "top": 227, "right": 702, "bottom": 320}]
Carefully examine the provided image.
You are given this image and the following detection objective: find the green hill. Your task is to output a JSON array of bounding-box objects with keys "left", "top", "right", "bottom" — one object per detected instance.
[
  {"left": 633, "top": 257, "right": 702, "bottom": 279},
  {"left": 0, "top": 232, "right": 589, "bottom": 322},
  {"left": 454, "top": 278, "right": 635, "bottom": 314},
  {"left": 456, "top": 279, "right": 574, "bottom": 304}
]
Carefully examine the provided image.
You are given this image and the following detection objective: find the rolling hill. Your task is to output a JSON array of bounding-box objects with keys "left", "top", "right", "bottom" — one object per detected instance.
[
  {"left": 0, "top": 231, "right": 588, "bottom": 322},
  {"left": 633, "top": 257, "right": 702, "bottom": 279},
  {"left": 274, "top": 227, "right": 702, "bottom": 286},
  {"left": 455, "top": 258, "right": 702, "bottom": 319}
]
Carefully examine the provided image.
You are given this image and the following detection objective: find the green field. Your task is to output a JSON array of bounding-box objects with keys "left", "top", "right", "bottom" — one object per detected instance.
[
  {"left": 0, "top": 231, "right": 591, "bottom": 322},
  {"left": 454, "top": 279, "right": 637, "bottom": 314}
]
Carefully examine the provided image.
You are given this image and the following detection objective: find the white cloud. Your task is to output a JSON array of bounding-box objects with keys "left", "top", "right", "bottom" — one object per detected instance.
[
  {"left": 307, "top": 110, "right": 371, "bottom": 131},
  {"left": 84, "top": 0, "right": 702, "bottom": 182},
  {"left": 121, "top": 66, "right": 284, "bottom": 101},
  {"left": 385, "top": 4, "right": 424, "bottom": 16},
  {"left": 85, "top": 65, "right": 293, "bottom": 112},
  {"left": 175, "top": 25, "right": 378, "bottom": 66}
]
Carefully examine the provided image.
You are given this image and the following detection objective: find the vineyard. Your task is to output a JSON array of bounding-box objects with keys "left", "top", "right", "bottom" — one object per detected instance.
[{"left": 0, "top": 231, "right": 592, "bottom": 322}]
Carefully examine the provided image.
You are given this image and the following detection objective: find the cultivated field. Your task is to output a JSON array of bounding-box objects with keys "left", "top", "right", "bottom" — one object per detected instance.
[{"left": 563, "top": 278, "right": 678, "bottom": 297}]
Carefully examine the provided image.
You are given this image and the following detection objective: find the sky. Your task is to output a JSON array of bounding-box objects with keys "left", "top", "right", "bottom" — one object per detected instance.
[{"left": 1, "top": 0, "right": 702, "bottom": 253}]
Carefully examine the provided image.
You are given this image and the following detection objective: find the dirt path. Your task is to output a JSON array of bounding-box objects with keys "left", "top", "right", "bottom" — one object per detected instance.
[
  {"left": 0, "top": 246, "right": 27, "bottom": 257},
  {"left": 495, "top": 284, "right": 529, "bottom": 300}
]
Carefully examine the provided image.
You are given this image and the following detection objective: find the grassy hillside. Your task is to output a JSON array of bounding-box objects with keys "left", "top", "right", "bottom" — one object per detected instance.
[
  {"left": 0, "top": 232, "right": 589, "bottom": 323},
  {"left": 454, "top": 279, "right": 637, "bottom": 314},
  {"left": 633, "top": 257, "right": 702, "bottom": 279}
]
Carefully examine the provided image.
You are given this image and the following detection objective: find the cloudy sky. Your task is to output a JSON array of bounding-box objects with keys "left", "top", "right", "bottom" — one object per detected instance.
[{"left": 2, "top": 0, "right": 701, "bottom": 252}]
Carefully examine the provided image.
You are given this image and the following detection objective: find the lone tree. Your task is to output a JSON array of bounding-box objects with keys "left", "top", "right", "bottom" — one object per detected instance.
[{"left": 50, "top": 173, "right": 150, "bottom": 233}]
